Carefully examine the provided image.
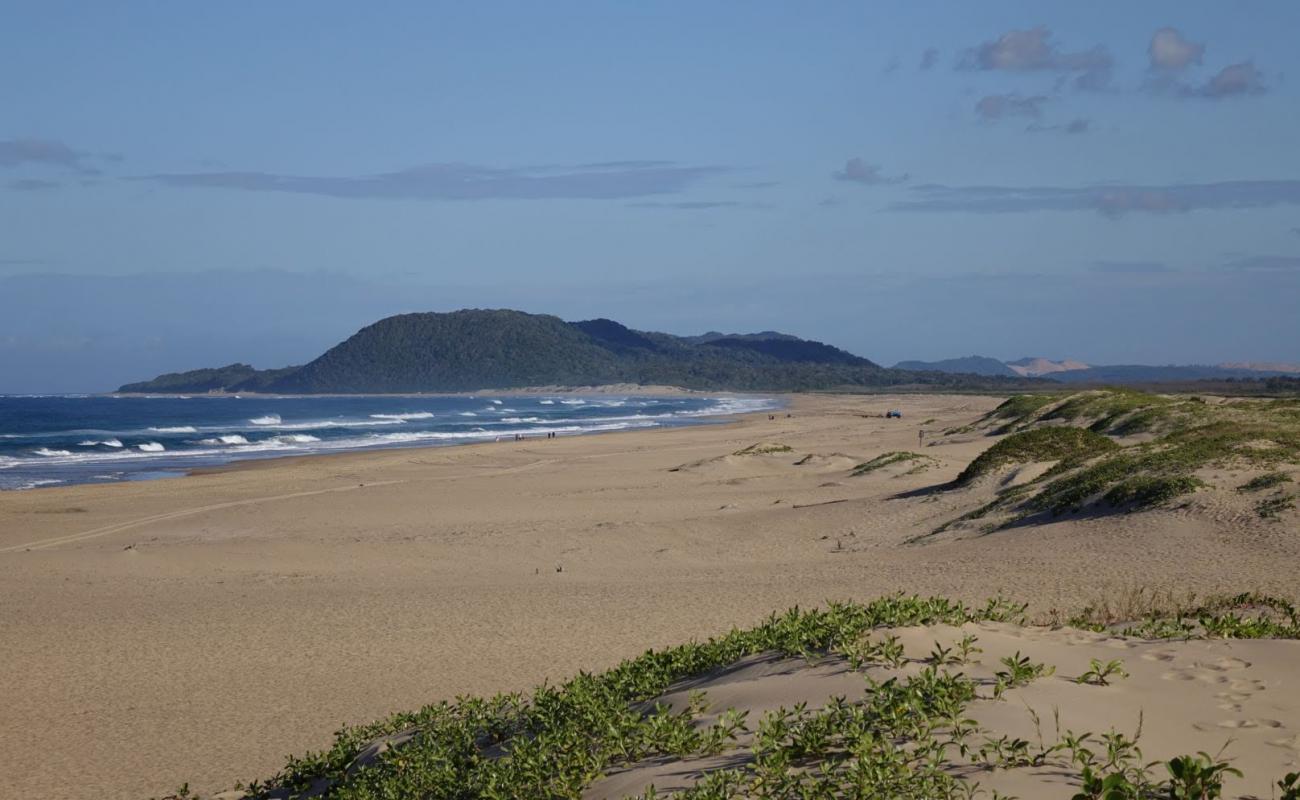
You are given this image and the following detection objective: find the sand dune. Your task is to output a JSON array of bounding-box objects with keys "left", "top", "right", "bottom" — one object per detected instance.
[
  {"left": 1, "top": 393, "right": 1297, "bottom": 798},
  {"left": 586, "top": 623, "right": 1300, "bottom": 799}
]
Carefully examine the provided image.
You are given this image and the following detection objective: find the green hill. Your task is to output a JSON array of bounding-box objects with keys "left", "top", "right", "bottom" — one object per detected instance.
[{"left": 118, "top": 309, "right": 1040, "bottom": 394}]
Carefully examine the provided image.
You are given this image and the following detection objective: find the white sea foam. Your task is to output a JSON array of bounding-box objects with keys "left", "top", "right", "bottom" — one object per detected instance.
[
  {"left": 150, "top": 426, "right": 198, "bottom": 433},
  {"left": 560, "top": 399, "right": 586, "bottom": 405},
  {"left": 198, "top": 435, "right": 250, "bottom": 445},
  {"left": 78, "top": 438, "right": 124, "bottom": 448},
  {"left": 272, "top": 434, "right": 320, "bottom": 444},
  {"left": 137, "top": 442, "right": 166, "bottom": 452},
  {"left": 15, "top": 479, "right": 63, "bottom": 490},
  {"left": 370, "top": 412, "right": 435, "bottom": 421},
  {"left": 33, "top": 448, "right": 73, "bottom": 457},
  {"left": 680, "top": 396, "right": 780, "bottom": 417},
  {"left": 539, "top": 399, "right": 555, "bottom": 405},
  {"left": 249, "top": 418, "right": 401, "bottom": 431},
  {"left": 490, "top": 399, "right": 503, "bottom": 405},
  {"left": 250, "top": 414, "right": 282, "bottom": 425},
  {"left": 458, "top": 411, "right": 477, "bottom": 417},
  {"left": 501, "top": 417, "right": 543, "bottom": 424}
]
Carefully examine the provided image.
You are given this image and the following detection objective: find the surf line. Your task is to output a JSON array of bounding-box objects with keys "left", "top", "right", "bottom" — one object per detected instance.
[{"left": 0, "top": 480, "right": 406, "bottom": 553}]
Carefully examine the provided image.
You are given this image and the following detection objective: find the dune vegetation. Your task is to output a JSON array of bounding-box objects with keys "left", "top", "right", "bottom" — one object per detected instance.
[
  {"left": 935, "top": 389, "right": 1300, "bottom": 532},
  {"left": 159, "top": 594, "right": 1300, "bottom": 800},
  {"left": 850, "top": 451, "right": 939, "bottom": 476}
]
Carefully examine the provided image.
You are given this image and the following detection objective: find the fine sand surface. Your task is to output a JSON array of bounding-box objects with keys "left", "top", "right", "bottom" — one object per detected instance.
[
  {"left": 2, "top": 393, "right": 1298, "bottom": 799},
  {"left": 586, "top": 625, "right": 1300, "bottom": 799}
]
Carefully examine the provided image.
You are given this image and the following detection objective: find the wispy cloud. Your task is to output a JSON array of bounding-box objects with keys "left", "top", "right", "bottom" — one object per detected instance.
[
  {"left": 959, "top": 26, "right": 1113, "bottom": 90},
  {"left": 1026, "top": 118, "right": 1090, "bottom": 135},
  {"left": 1089, "top": 260, "right": 1173, "bottom": 274},
  {"left": 0, "top": 138, "right": 115, "bottom": 174},
  {"left": 975, "top": 93, "right": 1048, "bottom": 121},
  {"left": 832, "top": 158, "right": 908, "bottom": 186},
  {"left": 627, "top": 200, "right": 766, "bottom": 210},
  {"left": 1220, "top": 255, "right": 1300, "bottom": 272},
  {"left": 7, "top": 178, "right": 60, "bottom": 191},
  {"left": 919, "top": 48, "right": 939, "bottom": 71},
  {"left": 130, "top": 161, "right": 730, "bottom": 201},
  {"left": 890, "top": 180, "right": 1300, "bottom": 217}
]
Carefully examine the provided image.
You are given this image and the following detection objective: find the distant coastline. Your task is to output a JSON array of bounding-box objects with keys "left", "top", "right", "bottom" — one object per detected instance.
[{"left": 0, "top": 391, "right": 780, "bottom": 491}]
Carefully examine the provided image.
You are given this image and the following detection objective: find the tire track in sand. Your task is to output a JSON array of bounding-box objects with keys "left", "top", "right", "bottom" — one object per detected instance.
[{"left": 0, "top": 480, "right": 408, "bottom": 553}]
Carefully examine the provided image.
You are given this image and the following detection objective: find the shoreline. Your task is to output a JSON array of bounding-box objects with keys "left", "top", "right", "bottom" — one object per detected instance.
[
  {"left": 186, "top": 400, "right": 786, "bottom": 480},
  {"left": 1, "top": 390, "right": 785, "bottom": 493}
]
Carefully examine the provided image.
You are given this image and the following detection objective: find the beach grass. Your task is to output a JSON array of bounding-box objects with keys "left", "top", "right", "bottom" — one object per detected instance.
[
  {"left": 160, "top": 593, "right": 1300, "bottom": 800},
  {"left": 936, "top": 389, "right": 1300, "bottom": 529}
]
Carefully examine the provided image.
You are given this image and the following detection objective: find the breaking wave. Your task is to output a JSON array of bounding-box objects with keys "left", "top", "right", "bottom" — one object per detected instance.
[
  {"left": 198, "top": 435, "right": 250, "bottom": 445},
  {"left": 78, "top": 439, "right": 124, "bottom": 448}
]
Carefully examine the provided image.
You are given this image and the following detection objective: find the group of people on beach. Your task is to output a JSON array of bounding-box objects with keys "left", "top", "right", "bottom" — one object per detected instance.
[{"left": 497, "top": 432, "right": 559, "bottom": 442}]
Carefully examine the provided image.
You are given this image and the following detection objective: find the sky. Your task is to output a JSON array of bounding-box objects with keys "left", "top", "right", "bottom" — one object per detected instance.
[{"left": 3, "top": 1, "right": 1299, "bottom": 392}]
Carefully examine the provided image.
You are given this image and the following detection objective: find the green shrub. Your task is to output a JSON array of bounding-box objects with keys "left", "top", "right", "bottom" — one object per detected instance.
[
  {"left": 1239, "top": 471, "right": 1293, "bottom": 493},
  {"left": 1103, "top": 476, "right": 1204, "bottom": 510},
  {"left": 958, "top": 427, "right": 1118, "bottom": 485},
  {"left": 852, "top": 451, "right": 936, "bottom": 476}
]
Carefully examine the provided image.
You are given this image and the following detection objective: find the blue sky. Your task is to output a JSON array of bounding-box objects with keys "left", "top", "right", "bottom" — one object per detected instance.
[{"left": 3, "top": 1, "right": 1299, "bottom": 391}]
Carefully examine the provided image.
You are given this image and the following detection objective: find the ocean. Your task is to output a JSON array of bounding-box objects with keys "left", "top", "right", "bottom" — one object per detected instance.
[{"left": 0, "top": 393, "right": 778, "bottom": 491}]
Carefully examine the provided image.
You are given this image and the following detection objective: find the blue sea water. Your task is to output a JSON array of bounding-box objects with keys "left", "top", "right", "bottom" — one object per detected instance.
[{"left": 0, "top": 394, "right": 778, "bottom": 491}]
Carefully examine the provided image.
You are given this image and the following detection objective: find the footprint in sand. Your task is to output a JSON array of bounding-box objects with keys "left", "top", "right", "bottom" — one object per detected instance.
[
  {"left": 1215, "top": 691, "right": 1252, "bottom": 703},
  {"left": 1196, "top": 718, "right": 1284, "bottom": 731},
  {"left": 1196, "top": 656, "right": 1252, "bottom": 671},
  {"left": 1228, "top": 677, "right": 1267, "bottom": 693},
  {"left": 1269, "top": 732, "right": 1300, "bottom": 751},
  {"left": 1161, "top": 667, "right": 1229, "bottom": 685},
  {"left": 1142, "top": 650, "right": 1178, "bottom": 662}
]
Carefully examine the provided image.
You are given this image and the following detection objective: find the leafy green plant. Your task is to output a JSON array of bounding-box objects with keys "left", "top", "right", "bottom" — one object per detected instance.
[
  {"left": 956, "top": 634, "right": 983, "bottom": 664},
  {"left": 1076, "top": 659, "right": 1129, "bottom": 686},
  {"left": 993, "top": 652, "right": 1055, "bottom": 697},
  {"left": 1165, "top": 752, "right": 1241, "bottom": 799}
]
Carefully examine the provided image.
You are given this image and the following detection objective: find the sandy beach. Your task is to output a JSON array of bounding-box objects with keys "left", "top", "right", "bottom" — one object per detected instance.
[{"left": 2, "top": 393, "right": 1298, "bottom": 799}]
